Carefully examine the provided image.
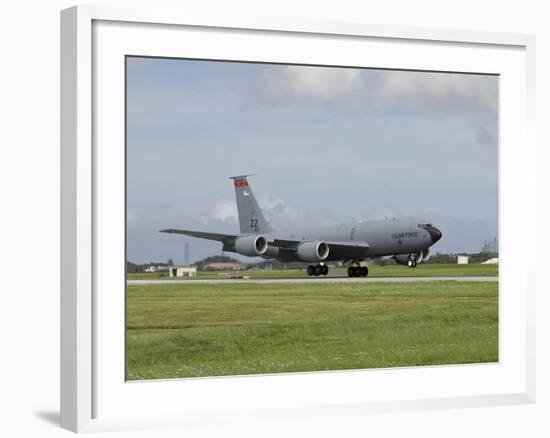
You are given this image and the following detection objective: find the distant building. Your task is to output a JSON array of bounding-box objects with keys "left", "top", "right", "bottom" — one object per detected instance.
[
  {"left": 457, "top": 255, "right": 470, "bottom": 264},
  {"left": 204, "top": 262, "right": 243, "bottom": 271},
  {"left": 481, "top": 257, "right": 499, "bottom": 264},
  {"left": 169, "top": 266, "right": 197, "bottom": 277},
  {"left": 144, "top": 266, "right": 157, "bottom": 273}
]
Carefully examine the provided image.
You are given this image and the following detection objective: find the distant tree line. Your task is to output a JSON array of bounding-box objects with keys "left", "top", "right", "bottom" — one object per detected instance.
[{"left": 126, "top": 259, "right": 174, "bottom": 273}]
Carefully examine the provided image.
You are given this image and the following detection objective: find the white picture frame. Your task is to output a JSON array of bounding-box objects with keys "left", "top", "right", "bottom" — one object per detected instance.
[{"left": 60, "top": 5, "right": 536, "bottom": 433}]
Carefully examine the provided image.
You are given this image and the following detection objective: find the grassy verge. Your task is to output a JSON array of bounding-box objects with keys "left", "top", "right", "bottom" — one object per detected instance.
[{"left": 126, "top": 281, "right": 498, "bottom": 380}]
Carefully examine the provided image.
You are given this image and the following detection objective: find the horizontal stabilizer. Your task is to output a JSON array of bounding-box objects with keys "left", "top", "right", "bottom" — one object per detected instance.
[
  {"left": 228, "top": 174, "right": 258, "bottom": 180},
  {"left": 159, "top": 229, "right": 236, "bottom": 242}
]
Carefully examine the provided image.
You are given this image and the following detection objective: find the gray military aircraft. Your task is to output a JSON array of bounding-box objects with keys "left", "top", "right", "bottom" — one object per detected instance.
[{"left": 160, "top": 175, "right": 442, "bottom": 277}]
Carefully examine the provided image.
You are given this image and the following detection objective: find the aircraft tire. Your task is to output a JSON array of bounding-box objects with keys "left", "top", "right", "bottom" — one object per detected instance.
[
  {"left": 412, "top": 261, "right": 417, "bottom": 268},
  {"left": 361, "top": 266, "right": 369, "bottom": 277},
  {"left": 321, "top": 265, "right": 329, "bottom": 275},
  {"left": 347, "top": 267, "right": 355, "bottom": 277},
  {"left": 307, "top": 265, "right": 315, "bottom": 276},
  {"left": 314, "top": 265, "right": 322, "bottom": 276}
]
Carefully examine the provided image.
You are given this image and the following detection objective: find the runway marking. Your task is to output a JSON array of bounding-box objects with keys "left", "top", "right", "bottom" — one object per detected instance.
[{"left": 127, "top": 276, "right": 498, "bottom": 286}]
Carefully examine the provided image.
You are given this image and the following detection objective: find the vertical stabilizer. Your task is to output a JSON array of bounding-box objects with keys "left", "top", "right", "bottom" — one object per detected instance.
[{"left": 229, "top": 175, "right": 274, "bottom": 234}]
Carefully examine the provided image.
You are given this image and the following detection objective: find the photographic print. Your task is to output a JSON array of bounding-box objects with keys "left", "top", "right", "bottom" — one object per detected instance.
[{"left": 125, "top": 57, "right": 498, "bottom": 381}]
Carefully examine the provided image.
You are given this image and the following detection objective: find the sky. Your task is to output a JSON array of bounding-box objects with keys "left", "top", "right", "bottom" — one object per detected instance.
[{"left": 126, "top": 57, "right": 498, "bottom": 264}]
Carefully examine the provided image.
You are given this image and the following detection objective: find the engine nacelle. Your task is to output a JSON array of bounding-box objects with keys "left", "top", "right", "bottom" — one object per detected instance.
[
  {"left": 395, "top": 249, "right": 429, "bottom": 265},
  {"left": 234, "top": 235, "right": 268, "bottom": 257},
  {"left": 422, "top": 248, "right": 431, "bottom": 262},
  {"left": 262, "top": 245, "right": 279, "bottom": 259},
  {"left": 394, "top": 254, "right": 411, "bottom": 266},
  {"left": 296, "top": 241, "right": 329, "bottom": 262}
]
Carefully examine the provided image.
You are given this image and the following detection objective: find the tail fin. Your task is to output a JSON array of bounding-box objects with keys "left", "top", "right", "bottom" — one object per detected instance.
[{"left": 229, "top": 175, "right": 274, "bottom": 234}]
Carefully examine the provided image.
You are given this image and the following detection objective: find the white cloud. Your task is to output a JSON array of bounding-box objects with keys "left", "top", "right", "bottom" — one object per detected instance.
[
  {"left": 259, "top": 195, "right": 299, "bottom": 223},
  {"left": 256, "top": 66, "right": 496, "bottom": 115},
  {"left": 211, "top": 199, "right": 238, "bottom": 221},
  {"left": 375, "top": 70, "right": 497, "bottom": 113},
  {"left": 260, "top": 65, "right": 365, "bottom": 104},
  {"left": 210, "top": 196, "right": 300, "bottom": 228}
]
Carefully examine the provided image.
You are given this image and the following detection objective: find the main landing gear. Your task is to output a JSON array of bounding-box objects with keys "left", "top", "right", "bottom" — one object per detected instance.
[
  {"left": 347, "top": 265, "right": 369, "bottom": 278},
  {"left": 307, "top": 264, "right": 329, "bottom": 276},
  {"left": 407, "top": 260, "right": 417, "bottom": 268}
]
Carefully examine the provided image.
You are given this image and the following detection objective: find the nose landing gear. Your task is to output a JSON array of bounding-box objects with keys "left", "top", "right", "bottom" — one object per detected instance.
[
  {"left": 307, "top": 264, "right": 329, "bottom": 276},
  {"left": 407, "top": 260, "right": 417, "bottom": 268}
]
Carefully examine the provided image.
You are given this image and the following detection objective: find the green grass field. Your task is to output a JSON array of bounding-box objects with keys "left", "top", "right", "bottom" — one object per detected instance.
[
  {"left": 126, "top": 280, "right": 498, "bottom": 380},
  {"left": 127, "top": 263, "right": 498, "bottom": 280}
]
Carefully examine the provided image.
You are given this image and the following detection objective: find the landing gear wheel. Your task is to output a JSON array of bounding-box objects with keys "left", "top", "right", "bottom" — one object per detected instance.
[
  {"left": 411, "top": 260, "right": 417, "bottom": 268},
  {"left": 360, "top": 266, "right": 369, "bottom": 277},
  {"left": 314, "top": 265, "right": 322, "bottom": 276},
  {"left": 353, "top": 266, "right": 362, "bottom": 277},
  {"left": 347, "top": 267, "right": 355, "bottom": 277},
  {"left": 321, "top": 265, "right": 329, "bottom": 276},
  {"left": 307, "top": 265, "right": 315, "bottom": 276}
]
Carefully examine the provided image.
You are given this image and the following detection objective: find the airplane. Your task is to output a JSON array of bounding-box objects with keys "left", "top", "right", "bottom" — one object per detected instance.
[{"left": 160, "top": 175, "right": 442, "bottom": 277}]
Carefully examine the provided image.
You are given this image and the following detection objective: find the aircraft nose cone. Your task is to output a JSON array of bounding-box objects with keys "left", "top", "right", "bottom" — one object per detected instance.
[{"left": 429, "top": 226, "right": 442, "bottom": 243}]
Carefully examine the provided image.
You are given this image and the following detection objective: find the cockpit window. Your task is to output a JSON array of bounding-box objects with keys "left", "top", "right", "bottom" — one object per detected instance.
[{"left": 418, "top": 223, "right": 442, "bottom": 242}]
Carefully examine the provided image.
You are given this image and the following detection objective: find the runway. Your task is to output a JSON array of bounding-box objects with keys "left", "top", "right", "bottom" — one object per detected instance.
[{"left": 127, "top": 276, "right": 498, "bottom": 286}]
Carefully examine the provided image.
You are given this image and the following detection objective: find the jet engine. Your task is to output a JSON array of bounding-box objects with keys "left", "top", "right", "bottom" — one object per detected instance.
[
  {"left": 422, "top": 248, "right": 431, "bottom": 262},
  {"left": 262, "top": 245, "right": 280, "bottom": 259},
  {"left": 296, "top": 241, "right": 329, "bottom": 262},
  {"left": 394, "top": 249, "right": 430, "bottom": 266},
  {"left": 394, "top": 254, "right": 412, "bottom": 266},
  {"left": 234, "top": 235, "right": 268, "bottom": 257}
]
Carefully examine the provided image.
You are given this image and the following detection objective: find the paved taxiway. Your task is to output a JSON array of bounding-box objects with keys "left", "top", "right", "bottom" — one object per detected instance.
[{"left": 128, "top": 276, "right": 498, "bottom": 286}]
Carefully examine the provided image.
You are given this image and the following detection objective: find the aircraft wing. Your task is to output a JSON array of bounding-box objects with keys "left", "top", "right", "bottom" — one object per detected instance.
[
  {"left": 272, "top": 239, "right": 370, "bottom": 259},
  {"left": 159, "top": 229, "right": 236, "bottom": 242},
  {"left": 324, "top": 241, "right": 371, "bottom": 259}
]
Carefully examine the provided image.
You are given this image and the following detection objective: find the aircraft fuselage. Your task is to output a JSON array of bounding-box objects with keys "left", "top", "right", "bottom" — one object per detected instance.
[{"left": 237, "top": 217, "right": 440, "bottom": 262}]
